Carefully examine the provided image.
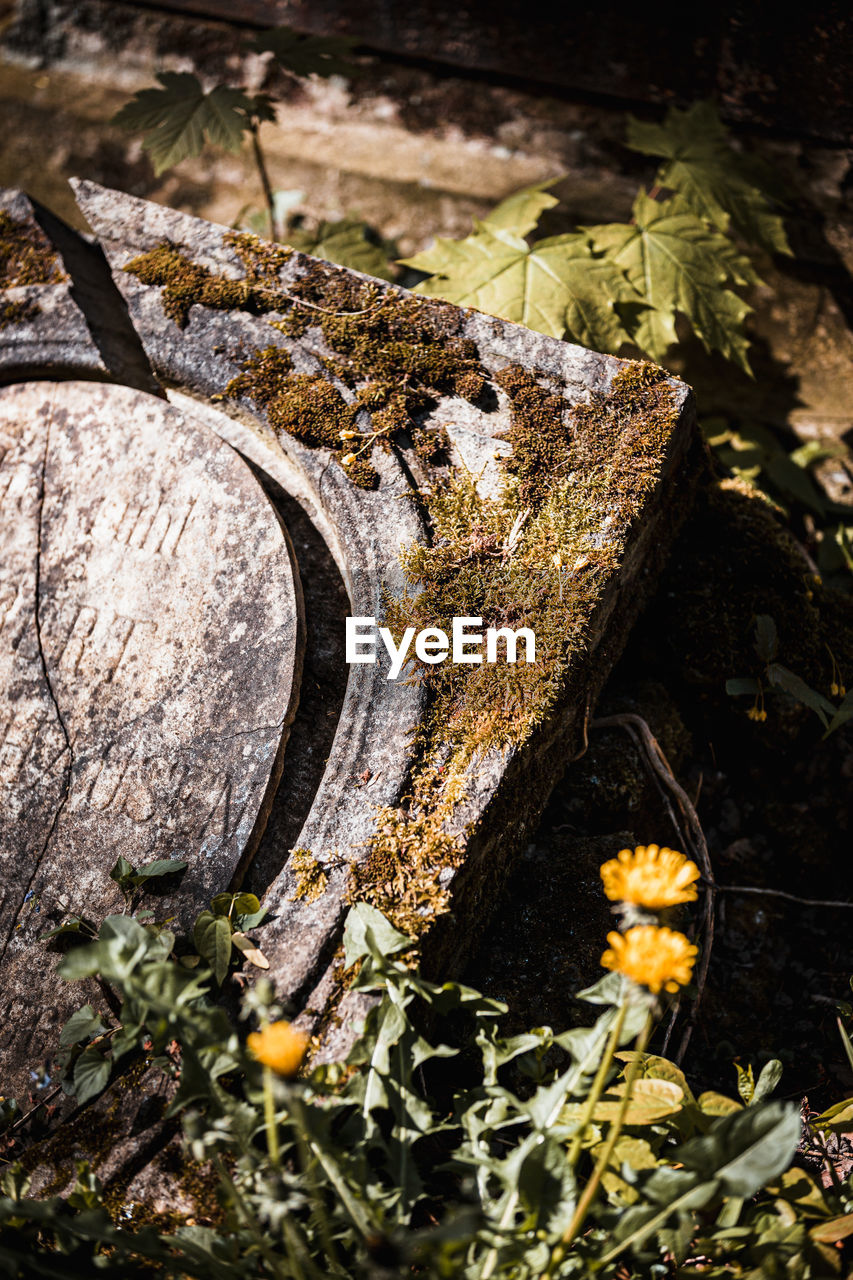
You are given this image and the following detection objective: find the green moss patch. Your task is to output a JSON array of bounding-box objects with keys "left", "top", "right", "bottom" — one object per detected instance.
[
  {"left": 0, "top": 297, "right": 41, "bottom": 327},
  {"left": 289, "top": 848, "right": 329, "bottom": 904},
  {"left": 0, "top": 211, "right": 65, "bottom": 289},
  {"left": 355, "top": 362, "right": 682, "bottom": 937}
]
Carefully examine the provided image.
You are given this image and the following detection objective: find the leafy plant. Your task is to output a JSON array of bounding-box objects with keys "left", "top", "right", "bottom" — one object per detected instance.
[
  {"left": 3, "top": 843, "right": 848, "bottom": 1278},
  {"left": 726, "top": 613, "right": 849, "bottom": 733},
  {"left": 114, "top": 27, "right": 360, "bottom": 240},
  {"left": 192, "top": 891, "right": 269, "bottom": 985},
  {"left": 403, "top": 103, "right": 789, "bottom": 374}
]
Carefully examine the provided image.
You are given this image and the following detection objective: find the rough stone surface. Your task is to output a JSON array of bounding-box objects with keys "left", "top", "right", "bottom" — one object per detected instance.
[
  {"left": 0, "top": 380, "right": 301, "bottom": 1099},
  {"left": 69, "top": 180, "right": 697, "bottom": 1017},
  {"left": 0, "top": 182, "right": 699, "bottom": 1207}
]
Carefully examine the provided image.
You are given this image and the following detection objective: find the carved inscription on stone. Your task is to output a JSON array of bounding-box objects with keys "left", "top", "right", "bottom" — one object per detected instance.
[{"left": 0, "top": 381, "right": 301, "bottom": 1093}]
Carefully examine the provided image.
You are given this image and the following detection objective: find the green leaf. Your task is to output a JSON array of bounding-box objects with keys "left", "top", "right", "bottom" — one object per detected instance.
[
  {"left": 766, "top": 663, "right": 836, "bottom": 727},
  {"left": 39, "top": 915, "right": 89, "bottom": 940},
  {"left": 192, "top": 910, "right": 233, "bottom": 985},
  {"left": 588, "top": 1078, "right": 685, "bottom": 1125},
  {"left": 481, "top": 180, "right": 561, "bottom": 238},
  {"left": 698, "top": 1091, "right": 743, "bottom": 1117},
  {"left": 210, "top": 892, "right": 260, "bottom": 918},
  {"left": 676, "top": 1101, "right": 801, "bottom": 1198},
  {"left": 593, "top": 1134, "right": 659, "bottom": 1205},
  {"left": 59, "top": 1005, "right": 106, "bottom": 1048},
  {"left": 726, "top": 677, "right": 760, "bottom": 697},
  {"left": 343, "top": 903, "right": 413, "bottom": 967},
  {"left": 236, "top": 906, "right": 268, "bottom": 930},
  {"left": 249, "top": 26, "right": 360, "bottom": 79},
  {"left": 811, "top": 1214, "right": 853, "bottom": 1243},
  {"left": 754, "top": 614, "right": 778, "bottom": 664},
  {"left": 113, "top": 73, "right": 255, "bottom": 175},
  {"left": 231, "top": 893, "right": 260, "bottom": 916},
  {"left": 404, "top": 223, "right": 637, "bottom": 349},
  {"left": 826, "top": 690, "right": 853, "bottom": 736},
  {"left": 585, "top": 191, "right": 754, "bottom": 371},
  {"left": 130, "top": 858, "right": 187, "bottom": 885},
  {"left": 72, "top": 1047, "right": 111, "bottom": 1106},
  {"left": 603, "top": 1101, "right": 801, "bottom": 1263},
  {"left": 109, "top": 855, "right": 135, "bottom": 887},
  {"left": 288, "top": 218, "right": 394, "bottom": 280},
  {"left": 752, "top": 1059, "right": 783, "bottom": 1104},
  {"left": 616, "top": 1051, "right": 697, "bottom": 1104},
  {"left": 625, "top": 101, "right": 790, "bottom": 256},
  {"left": 811, "top": 1097, "right": 853, "bottom": 1131},
  {"left": 736, "top": 1061, "right": 755, "bottom": 1104}
]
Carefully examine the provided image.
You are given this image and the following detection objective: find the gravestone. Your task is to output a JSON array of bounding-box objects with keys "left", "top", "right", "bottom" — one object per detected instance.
[
  {"left": 0, "top": 379, "right": 301, "bottom": 1101},
  {"left": 0, "top": 180, "right": 699, "bottom": 1196}
]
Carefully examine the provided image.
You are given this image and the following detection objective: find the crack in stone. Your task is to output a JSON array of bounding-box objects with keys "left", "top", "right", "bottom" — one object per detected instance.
[{"left": 0, "top": 394, "right": 73, "bottom": 961}]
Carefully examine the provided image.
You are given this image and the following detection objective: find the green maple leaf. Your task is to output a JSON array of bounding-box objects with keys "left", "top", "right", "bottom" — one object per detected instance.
[
  {"left": 113, "top": 72, "right": 259, "bottom": 174},
  {"left": 626, "top": 102, "right": 790, "bottom": 257},
  {"left": 288, "top": 217, "right": 394, "bottom": 280},
  {"left": 480, "top": 180, "right": 561, "bottom": 237},
  {"left": 585, "top": 190, "right": 754, "bottom": 372},
  {"left": 250, "top": 26, "right": 360, "bottom": 78},
  {"left": 402, "top": 221, "right": 636, "bottom": 351}
]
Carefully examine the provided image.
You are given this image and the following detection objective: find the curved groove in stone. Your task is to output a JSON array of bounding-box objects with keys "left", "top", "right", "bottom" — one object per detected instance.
[{"left": 0, "top": 379, "right": 303, "bottom": 1099}]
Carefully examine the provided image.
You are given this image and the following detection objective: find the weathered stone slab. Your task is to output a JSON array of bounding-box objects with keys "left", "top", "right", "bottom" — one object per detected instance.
[
  {"left": 0, "top": 189, "right": 104, "bottom": 379},
  {"left": 0, "top": 185, "right": 700, "bottom": 1180},
  {"left": 68, "top": 180, "right": 699, "bottom": 1033},
  {"left": 0, "top": 379, "right": 302, "bottom": 1099}
]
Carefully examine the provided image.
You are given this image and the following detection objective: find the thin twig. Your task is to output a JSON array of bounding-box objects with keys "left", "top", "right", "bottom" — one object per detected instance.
[{"left": 713, "top": 882, "right": 853, "bottom": 909}]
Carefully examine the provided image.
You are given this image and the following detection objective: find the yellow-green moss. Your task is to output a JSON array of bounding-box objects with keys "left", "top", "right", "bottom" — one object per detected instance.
[
  {"left": 346, "top": 804, "right": 465, "bottom": 939},
  {"left": 123, "top": 232, "right": 292, "bottom": 328},
  {"left": 289, "top": 848, "right": 329, "bottom": 904},
  {"left": 225, "top": 348, "right": 378, "bottom": 489},
  {"left": 0, "top": 211, "right": 65, "bottom": 289},
  {"left": 0, "top": 297, "right": 40, "bottom": 327},
  {"left": 124, "top": 237, "right": 486, "bottom": 489},
  {"left": 356, "top": 359, "right": 683, "bottom": 938}
]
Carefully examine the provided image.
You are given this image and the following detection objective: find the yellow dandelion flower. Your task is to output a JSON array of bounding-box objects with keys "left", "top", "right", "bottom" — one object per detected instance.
[
  {"left": 247, "top": 1020, "right": 308, "bottom": 1077},
  {"left": 600, "top": 844, "right": 700, "bottom": 909},
  {"left": 601, "top": 925, "right": 697, "bottom": 994}
]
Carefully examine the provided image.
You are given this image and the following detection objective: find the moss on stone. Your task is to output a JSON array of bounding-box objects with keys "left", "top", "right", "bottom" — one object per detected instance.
[
  {"left": 119, "top": 231, "right": 685, "bottom": 942},
  {"left": 346, "top": 803, "right": 465, "bottom": 938},
  {"left": 225, "top": 348, "right": 379, "bottom": 489},
  {"left": 289, "top": 848, "right": 329, "bottom": 904},
  {"left": 0, "top": 211, "right": 65, "bottom": 289},
  {"left": 0, "top": 296, "right": 40, "bottom": 327},
  {"left": 359, "top": 359, "right": 683, "bottom": 938},
  {"left": 125, "top": 242, "right": 254, "bottom": 327},
  {"left": 123, "top": 232, "right": 292, "bottom": 328}
]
